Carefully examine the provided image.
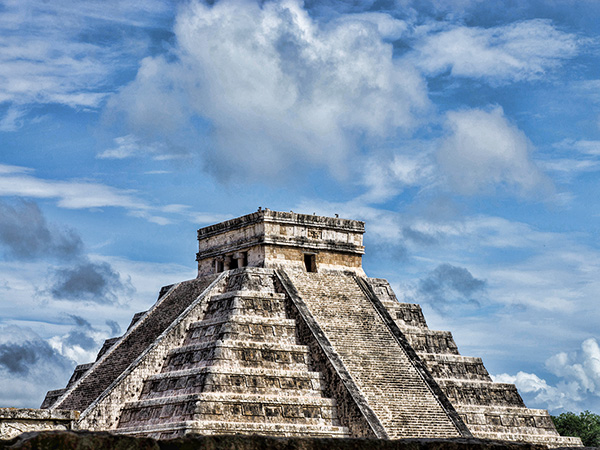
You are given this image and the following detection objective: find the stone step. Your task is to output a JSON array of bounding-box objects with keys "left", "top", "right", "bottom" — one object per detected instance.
[
  {"left": 388, "top": 304, "right": 429, "bottom": 329},
  {"left": 286, "top": 271, "right": 462, "bottom": 439},
  {"left": 185, "top": 315, "right": 297, "bottom": 345},
  {"left": 163, "top": 340, "right": 310, "bottom": 371},
  {"left": 66, "top": 362, "right": 94, "bottom": 388},
  {"left": 437, "top": 379, "right": 525, "bottom": 407},
  {"left": 401, "top": 329, "right": 459, "bottom": 355},
  {"left": 116, "top": 419, "right": 350, "bottom": 439},
  {"left": 140, "top": 367, "right": 325, "bottom": 399},
  {"left": 40, "top": 389, "right": 66, "bottom": 409},
  {"left": 191, "top": 420, "right": 350, "bottom": 437},
  {"left": 467, "top": 423, "right": 565, "bottom": 436},
  {"left": 210, "top": 291, "right": 287, "bottom": 302},
  {"left": 203, "top": 291, "right": 287, "bottom": 320},
  {"left": 470, "top": 430, "right": 582, "bottom": 447},
  {"left": 225, "top": 269, "right": 279, "bottom": 294},
  {"left": 119, "top": 393, "right": 342, "bottom": 428},
  {"left": 455, "top": 404, "right": 558, "bottom": 431},
  {"left": 417, "top": 353, "right": 492, "bottom": 381}
]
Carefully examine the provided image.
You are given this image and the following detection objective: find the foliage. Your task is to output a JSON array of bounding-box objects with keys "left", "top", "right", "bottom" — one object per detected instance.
[{"left": 552, "top": 410, "right": 600, "bottom": 447}]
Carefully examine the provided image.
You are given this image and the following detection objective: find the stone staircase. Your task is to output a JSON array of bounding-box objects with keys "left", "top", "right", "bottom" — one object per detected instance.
[
  {"left": 284, "top": 270, "right": 463, "bottom": 440},
  {"left": 116, "top": 269, "right": 349, "bottom": 439},
  {"left": 366, "top": 278, "right": 581, "bottom": 448}
]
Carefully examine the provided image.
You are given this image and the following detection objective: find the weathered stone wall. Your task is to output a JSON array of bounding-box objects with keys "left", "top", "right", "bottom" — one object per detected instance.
[
  {"left": 2, "top": 430, "right": 578, "bottom": 450},
  {"left": 196, "top": 210, "right": 365, "bottom": 276},
  {"left": 264, "top": 245, "right": 364, "bottom": 275},
  {"left": 0, "top": 409, "right": 78, "bottom": 440}
]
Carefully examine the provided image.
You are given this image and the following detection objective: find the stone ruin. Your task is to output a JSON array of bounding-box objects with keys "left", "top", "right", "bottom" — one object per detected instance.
[{"left": 39, "top": 209, "right": 581, "bottom": 447}]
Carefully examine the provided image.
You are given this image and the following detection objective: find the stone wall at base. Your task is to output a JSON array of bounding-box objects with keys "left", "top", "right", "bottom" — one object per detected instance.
[
  {"left": 2, "top": 430, "right": 586, "bottom": 450},
  {"left": 0, "top": 409, "right": 79, "bottom": 440}
]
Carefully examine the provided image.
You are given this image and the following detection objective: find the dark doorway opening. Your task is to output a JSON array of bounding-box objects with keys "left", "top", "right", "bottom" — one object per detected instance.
[{"left": 304, "top": 253, "right": 317, "bottom": 272}]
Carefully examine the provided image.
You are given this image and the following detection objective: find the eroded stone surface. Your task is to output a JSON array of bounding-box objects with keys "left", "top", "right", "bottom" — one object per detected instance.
[
  {"left": 0, "top": 409, "right": 78, "bottom": 440},
  {"left": 2, "top": 430, "right": 577, "bottom": 450}
]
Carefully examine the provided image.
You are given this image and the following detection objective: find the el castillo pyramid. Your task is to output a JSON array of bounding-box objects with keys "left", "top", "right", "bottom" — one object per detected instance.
[{"left": 41, "top": 209, "right": 581, "bottom": 447}]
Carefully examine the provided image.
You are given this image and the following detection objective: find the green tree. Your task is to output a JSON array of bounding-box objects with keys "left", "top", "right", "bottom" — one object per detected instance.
[{"left": 552, "top": 410, "right": 600, "bottom": 447}]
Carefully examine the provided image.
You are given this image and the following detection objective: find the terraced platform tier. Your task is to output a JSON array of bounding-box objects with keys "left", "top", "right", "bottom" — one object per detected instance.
[
  {"left": 365, "top": 277, "right": 581, "bottom": 448},
  {"left": 115, "top": 269, "right": 349, "bottom": 439}
]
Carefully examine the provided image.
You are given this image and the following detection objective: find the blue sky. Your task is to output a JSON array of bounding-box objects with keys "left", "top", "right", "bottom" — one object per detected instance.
[{"left": 1, "top": 0, "right": 600, "bottom": 415}]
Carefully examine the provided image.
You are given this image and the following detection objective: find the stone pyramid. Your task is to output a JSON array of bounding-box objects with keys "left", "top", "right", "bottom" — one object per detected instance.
[{"left": 42, "top": 210, "right": 581, "bottom": 447}]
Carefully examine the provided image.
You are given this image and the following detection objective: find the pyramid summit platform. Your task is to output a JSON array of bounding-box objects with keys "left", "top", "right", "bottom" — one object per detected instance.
[{"left": 41, "top": 209, "right": 581, "bottom": 447}]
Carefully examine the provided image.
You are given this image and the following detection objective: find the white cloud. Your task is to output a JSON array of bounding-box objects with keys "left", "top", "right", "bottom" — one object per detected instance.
[
  {"left": 107, "top": 0, "right": 430, "bottom": 180},
  {"left": 335, "top": 12, "right": 409, "bottom": 41},
  {"left": 539, "top": 159, "right": 600, "bottom": 176},
  {"left": 97, "top": 134, "right": 180, "bottom": 160},
  {"left": 413, "top": 19, "right": 579, "bottom": 83},
  {"left": 0, "top": 0, "right": 170, "bottom": 122},
  {"left": 360, "top": 150, "right": 435, "bottom": 202},
  {"left": 493, "top": 371, "right": 583, "bottom": 413},
  {"left": 0, "top": 163, "right": 32, "bottom": 175},
  {"left": 0, "top": 325, "right": 76, "bottom": 408},
  {"left": 0, "top": 164, "right": 229, "bottom": 227},
  {"left": 437, "top": 106, "right": 552, "bottom": 196},
  {"left": 0, "top": 106, "right": 26, "bottom": 131},
  {"left": 546, "top": 339, "right": 600, "bottom": 395},
  {"left": 493, "top": 339, "right": 600, "bottom": 413},
  {"left": 0, "top": 172, "right": 144, "bottom": 210},
  {"left": 553, "top": 139, "right": 600, "bottom": 156}
]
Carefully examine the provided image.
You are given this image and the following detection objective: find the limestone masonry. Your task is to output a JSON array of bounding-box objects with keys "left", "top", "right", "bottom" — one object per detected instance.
[{"left": 37, "top": 210, "right": 581, "bottom": 447}]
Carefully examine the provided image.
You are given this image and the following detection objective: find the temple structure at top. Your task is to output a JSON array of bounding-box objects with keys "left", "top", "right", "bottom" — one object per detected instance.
[
  {"left": 196, "top": 208, "right": 365, "bottom": 275},
  {"left": 39, "top": 209, "right": 581, "bottom": 448}
]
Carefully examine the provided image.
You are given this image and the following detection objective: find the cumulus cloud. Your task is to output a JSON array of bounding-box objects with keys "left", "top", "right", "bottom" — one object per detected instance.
[
  {"left": 0, "top": 325, "right": 75, "bottom": 407},
  {"left": 493, "top": 371, "right": 582, "bottom": 413},
  {"left": 60, "top": 315, "right": 100, "bottom": 352},
  {"left": 49, "top": 260, "right": 133, "bottom": 304},
  {"left": 360, "top": 150, "right": 435, "bottom": 202},
  {"left": 546, "top": 339, "right": 600, "bottom": 397},
  {"left": 0, "top": 342, "right": 40, "bottom": 375},
  {"left": 0, "top": 199, "right": 83, "bottom": 260},
  {"left": 413, "top": 19, "right": 579, "bottom": 83},
  {"left": 402, "top": 226, "right": 438, "bottom": 245},
  {"left": 106, "top": 319, "right": 121, "bottom": 336},
  {"left": 47, "top": 314, "right": 113, "bottom": 363},
  {"left": 494, "top": 338, "right": 600, "bottom": 413},
  {"left": 107, "top": 0, "right": 430, "bottom": 180},
  {"left": 437, "top": 106, "right": 551, "bottom": 196},
  {"left": 0, "top": 198, "right": 133, "bottom": 304},
  {"left": 417, "top": 263, "right": 486, "bottom": 310}
]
